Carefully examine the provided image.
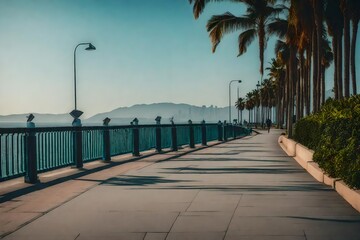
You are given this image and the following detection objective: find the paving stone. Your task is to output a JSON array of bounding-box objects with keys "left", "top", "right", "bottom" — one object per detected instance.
[{"left": 166, "top": 232, "right": 225, "bottom": 240}]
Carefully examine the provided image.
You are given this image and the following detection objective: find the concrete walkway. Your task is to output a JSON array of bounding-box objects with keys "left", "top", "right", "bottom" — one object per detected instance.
[{"left": 2, "top": 130, "right": 360, "bottom": 240}]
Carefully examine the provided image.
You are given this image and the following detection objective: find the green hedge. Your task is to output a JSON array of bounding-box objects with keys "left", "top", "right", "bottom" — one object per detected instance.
[{"left": 294, "top": 95, "right": 360, "bottom": 189}]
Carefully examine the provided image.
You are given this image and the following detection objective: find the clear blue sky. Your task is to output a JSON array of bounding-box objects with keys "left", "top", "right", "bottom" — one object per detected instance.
[{"left": 0, "top": 0, "right": 358, "bottom": 118}]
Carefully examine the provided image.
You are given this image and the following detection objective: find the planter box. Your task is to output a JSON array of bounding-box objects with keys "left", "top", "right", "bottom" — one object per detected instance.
[
  {"left": 323, "top": 174, "right": 339, "bottom": 189},
  {"left": 335, "top": 181, "right": 360, "bottom": 212},
  {"left": 306, "top": 161, "right": 324, "bottom": 183},
  {"left": 278, "top": 136, "right": 297, "bottom": 156},
  {"left": 279, "top": 136, "right": 360, "bottom": 213}
]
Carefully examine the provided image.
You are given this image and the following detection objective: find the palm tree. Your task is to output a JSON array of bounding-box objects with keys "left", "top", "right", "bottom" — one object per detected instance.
[
  {"left": 235, "top": 97, "right": 245, "bottom": 124},
  {"left": 340, "top": 0, "right": 351, "bottom": 98},
  {"left": 189, "top": 0, "right": 282, "bottom": 80},
  {"left": 267, "top": 57, "right": 285, "bottom": 128},
  {"left": 321, "top": 38, "right": 334, "bottom": 104},
  {"left": 245, "top": 92, "right": 255, "bottom": 124},
  {"left": 325, "top": 0, "right": 344, "bottom": 100},
  {"left": 349, "top": 0, "right": 360, "bottom": 95}
]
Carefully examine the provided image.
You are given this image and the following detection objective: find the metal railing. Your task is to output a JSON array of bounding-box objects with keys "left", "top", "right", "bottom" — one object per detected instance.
[{"left": 0, "top": 122, "right": 251, "bottom": 183}]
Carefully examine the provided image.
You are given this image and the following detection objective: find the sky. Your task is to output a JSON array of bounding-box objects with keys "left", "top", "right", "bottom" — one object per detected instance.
[{"left": 0, "top": 0, "right": 359, "bottom": 118}]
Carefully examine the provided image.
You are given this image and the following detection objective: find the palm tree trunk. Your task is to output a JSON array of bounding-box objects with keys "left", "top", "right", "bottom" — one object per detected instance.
[
  {"left": 344, "top": 12, "right": 350, "bottom": 98},
  {"left": 351, "top": 20, "right": 358, "bottom": 95},
  {"left": 287, "top": 59, "right": 294, "bottom": 137},
  {"left": 333, "top": 37, "right": 339, "bottom": 99},
  {"left": 306, "top": 47, "right": 312, "bottom": 115},
  {"left": 337, "top": 30, "right": 344, "bottom": 99},
  {"left": 321, "top": 66, "right": 326, "bottom": 104},
  {"left": 312, "top": 28, "right": 319, "bottom": 113},
  {"left": 296, "top": 67, "right": 300, "bottom": 122}
]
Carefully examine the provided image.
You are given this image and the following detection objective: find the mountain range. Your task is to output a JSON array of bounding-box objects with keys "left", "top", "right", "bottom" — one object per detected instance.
[{"left": 0, "top": 103, "right": 238, "bottom": 127}]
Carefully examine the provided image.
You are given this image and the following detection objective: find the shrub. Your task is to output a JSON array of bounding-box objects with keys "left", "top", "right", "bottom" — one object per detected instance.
[{"left": 293, "top": 95, "right": 360, "bottom": 189}]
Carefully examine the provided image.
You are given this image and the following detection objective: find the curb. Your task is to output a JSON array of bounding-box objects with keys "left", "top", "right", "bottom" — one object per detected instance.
[{"left": 278, "top": 135, "right": 360, "bottom": 213}]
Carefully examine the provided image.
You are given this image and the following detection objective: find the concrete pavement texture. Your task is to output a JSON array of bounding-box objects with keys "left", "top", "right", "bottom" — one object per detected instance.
[{"left": 1, "top": 130, "right": 360, "bottom": 240}]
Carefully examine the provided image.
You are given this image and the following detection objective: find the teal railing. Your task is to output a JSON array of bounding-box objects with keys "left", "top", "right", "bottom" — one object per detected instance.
[{"left": 0, "top": 123, "right": 251, "bottom": 182}]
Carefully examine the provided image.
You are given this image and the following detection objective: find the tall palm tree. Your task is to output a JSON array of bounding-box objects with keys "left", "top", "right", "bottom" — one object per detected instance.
[
  {"left": 267, "top": 57, "right": 285, "bottom": 128},
  {"left": 349, "top": 0, "right": 360, "bottom": 95},
  {"left": 189, "top": 0, "right": 282, "bottom": 80},
  {"left": 340, "top": 0, "right": 351, "bottom": 98},
  {"left": 235, "top": 97, "right": 245, "bottom": 124},
  {"left": 325, "top": 0, "right": 344, "bottom": 100},
  {"left": 321, "top": 38, "right": 334, "bottom": 103},
  {"left": 245, "top": 91, "right": 255, "bottom": 123}
]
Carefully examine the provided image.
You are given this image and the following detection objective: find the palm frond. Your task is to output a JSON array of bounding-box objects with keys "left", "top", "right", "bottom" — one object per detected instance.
[
  {"left": 237, "top": 28, "right": 257, "bottom": 56},
  {"left": 207, "top": 12, "right": 254, "bottom": 52},
  {"left": 267, "top": 18, "right": 288, "bottom": 39}
]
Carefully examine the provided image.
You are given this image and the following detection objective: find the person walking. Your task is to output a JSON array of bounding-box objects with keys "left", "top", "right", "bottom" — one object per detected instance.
[{"left": 266, "top": 118, "right": 272, "bottom": 133}]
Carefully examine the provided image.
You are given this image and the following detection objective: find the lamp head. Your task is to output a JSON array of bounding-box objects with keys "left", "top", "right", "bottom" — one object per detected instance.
[
  {"left": 70, "top": 109, "right": 83, "bottom": 119},
  {"left": 132, "top": 118, "right": 139, "bottom": 125},
  {"left": 85, "top": 43, "right": 96, "bottom": 51},
  {"left": 27, "top": 114, "right": 35, "bottom": 123},
  {"left": 155, "top": 116, "right": 161, "bottom": 124},
  {"left": 103, "top": 117, "right": 111, "bottom": 126}
]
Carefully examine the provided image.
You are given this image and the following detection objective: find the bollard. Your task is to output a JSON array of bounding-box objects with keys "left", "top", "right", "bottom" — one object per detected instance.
[
  {"left": 188, "top": 120, "right": 195, "bottom": 148},
  {"left": 132, "top": 118, "right": 140, "bottom": 156},
  {"left": 201, "top": 120, "right": 207, "bottom": 146},
  {"left": 102, "top": 118, "right": 111, "bottom": 161},
  {"left": 223, "top": 121, "right": 228, "bottom": 142},
  {"left": 217, "top": 121, "right": 223, "bottom": 141},
  {"left": 155, "top": 116, "right": 162, "bottom": 153},
  {"left": 24, "top": 122, "right": 38, "bottom": 184},
  {"left": 72, "top": 119, "right": 83, "bottom": 169},
  {"left": 233, "top": 124, "right": 236, "bottom": 139},
  {"left": 171, "top": 124, "right": 178, "bottom": 151}
]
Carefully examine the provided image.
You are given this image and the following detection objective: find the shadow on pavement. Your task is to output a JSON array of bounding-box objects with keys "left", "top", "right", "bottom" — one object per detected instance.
[{"left": 160, "top": 166, "right": 304, "bottom": 174}]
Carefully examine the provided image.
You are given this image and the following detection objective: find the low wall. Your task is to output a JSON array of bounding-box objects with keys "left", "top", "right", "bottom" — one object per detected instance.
[
  {"left": 278, "top": 135, "right": 297, "bottom": 156},
  {"left": 278, "top": 135, "right": 360, "bottom": 213}
]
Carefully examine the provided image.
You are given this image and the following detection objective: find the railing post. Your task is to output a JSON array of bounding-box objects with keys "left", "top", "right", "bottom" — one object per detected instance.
[
  {"left": 233, "top": 124, "right": 237, "bottom": 139},
  {"left": 132, "top": 118, "right": 140, "bottom": 156},
  {"left": 217, "top": 121, "right": 223, "bottom": 141},
  {"left": 102, "top": 118, "right": 111, "bottom": 161},
  {"left": 24, "top": 121, "right": 38, "bottom": 183},
  {"left": 72, "top": 120, "right": 83, "bottom": 169},
  {"left": 223, "top": 121, "right": 228, "bottom": 142},
  {"left": 155, "top": 116, "right": 162, "bottom": 153},
  {"left": 201, "top": 120, "right": 207, "bottom": 146},
  {"left": 188, "top": 120, "right": 195, "bottom": 148},
  {"left": 171, "top": 121, "right": 178, "bottom": 151}
]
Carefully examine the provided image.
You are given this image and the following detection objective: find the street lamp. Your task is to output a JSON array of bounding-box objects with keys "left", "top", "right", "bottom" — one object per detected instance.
[
  {"left": 71, "top": 42, "right": 96, "bottom": 125},
  {"left": 229, "top": 80, "right": 242, "bottom": 123},
  {"left": 256, "top": 81, "right": 261, "bottom": 127}
]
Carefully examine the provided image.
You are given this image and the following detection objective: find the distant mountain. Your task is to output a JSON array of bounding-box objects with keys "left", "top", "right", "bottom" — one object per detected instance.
[
  {"left": 0, "top": 113, "right": 73, "bottom": 127},
  {"left": 0, "top": 103, "right": 242, "bottom": 127},
  {"left": 86, "top": 103, "right": 236, "bottom": 125}
]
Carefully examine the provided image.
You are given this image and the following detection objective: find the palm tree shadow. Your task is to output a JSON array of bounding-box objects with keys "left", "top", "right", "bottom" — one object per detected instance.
[{"left": 101, "top": 175, "right": 193, "bottom": 186}]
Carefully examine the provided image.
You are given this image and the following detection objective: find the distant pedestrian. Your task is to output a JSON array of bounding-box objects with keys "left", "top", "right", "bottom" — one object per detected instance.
[{"left": 266, "top": 118, "right": 272, "bottom": 133}]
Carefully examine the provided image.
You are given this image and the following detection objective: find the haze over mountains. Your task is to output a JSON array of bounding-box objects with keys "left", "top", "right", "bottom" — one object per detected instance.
[
  {"left": 0, "top": 89, "right": 334, "bottom": 127},
  {"left": 0, "top": 103, "right": 239, "bottom": 127}
]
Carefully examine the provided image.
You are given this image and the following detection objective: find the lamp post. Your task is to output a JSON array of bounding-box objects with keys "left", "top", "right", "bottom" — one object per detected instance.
[
  {"left": 256, "top": 81, "right": 261, "bottom": 127},
  {"left": 71, "top": 42, "right": 96, "bottom": 125},
  {"left": 229, "top": 80, "right": 242, "bottom": 123},
  {"left": 237, "top": 87, "right": 240, "bottom": 124}
]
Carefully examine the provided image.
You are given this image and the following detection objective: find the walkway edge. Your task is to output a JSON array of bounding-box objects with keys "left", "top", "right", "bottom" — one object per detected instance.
[{"left": 278, "top": 135, "right": 360, "bottom": 213}]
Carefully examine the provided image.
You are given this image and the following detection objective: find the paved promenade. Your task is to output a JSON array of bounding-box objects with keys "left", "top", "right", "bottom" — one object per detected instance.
[{"left": 2, "top": 130, "right": 360, "bottom": 240}]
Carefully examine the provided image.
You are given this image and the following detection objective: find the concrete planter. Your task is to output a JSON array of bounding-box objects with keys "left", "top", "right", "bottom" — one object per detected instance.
[
  {"left": 335, "top": 181, "right": 360, "bottom": 212},
  {"left": 278, "top": 136, "right": 360, "bottom": 213}
]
